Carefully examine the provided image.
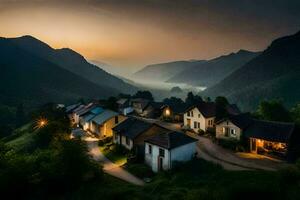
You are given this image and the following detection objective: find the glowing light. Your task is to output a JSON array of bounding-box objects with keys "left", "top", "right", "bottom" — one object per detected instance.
[
  {"left": 165, "top": 108, "right": 170, "bottom": 116},
  {"left": 34, "top": 118, "right": 48, "bottom": 129}
]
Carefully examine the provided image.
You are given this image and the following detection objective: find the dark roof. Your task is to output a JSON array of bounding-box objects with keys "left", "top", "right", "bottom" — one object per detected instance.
[
  {"left": 186, "top": 102, "right": 216, "bottom": 118},
  {"left": 66, "top": 103, "right": 81, "bottom": 113},
  {"left": 216, "top": 113, "right": 253, "bottom": 129},
  {"left": 145, "top": 131, "right": 197, "bottom": 149},
  {"left": 112, "top": 118, "right": 153, "bottom": 139},
  {"left": 244, "top": 120, "right": 295, "bottom": 143},
  {"left": 163, "top": 104, "right": 189, "bottom": 114}
]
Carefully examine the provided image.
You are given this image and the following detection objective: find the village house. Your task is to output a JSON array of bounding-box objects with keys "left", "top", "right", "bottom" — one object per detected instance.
[
  {"left": 140, "top": 102, "right": 165, "bottom": 118},
  {"left": 183, "top": 102, "right": 216, "bottom": 132},
  {"left": 90, "top": 110, "right": 126, "bottom": 138},
  {"left": 184, "top": 102, "right": 241, "bottom": 132},
  {"left": 112, "top": 117, "right": 169, "bottom": 156},
  {"left": 131, "top": 98, "right": 150, "bottom": 115},
  {"left": 116, "top": 98, "right": 134, "bottom": 116},
  {"left": 161, "top": 104, "right": 187, "bottom": 122},
  {"left": 79, "top": 107, "right": 104, "bottom": 131},
  {"left": 215, "top": 113, "right": 252, "bottom": 141},
  {"left": 144, "top": 131, "right": 197, "bottom": 172},
  {"left": 72, "top": 102, "right": 97, "bottom": 125},
  {"left": 216, "top": 114, "right": 296, "bottom": 159}
]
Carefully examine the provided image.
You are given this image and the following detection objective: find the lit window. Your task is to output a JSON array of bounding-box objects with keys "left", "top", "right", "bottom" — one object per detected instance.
[
  {"left": 230, "top": 129, "right": 236, "bottom": 136},
  {"left": 165, "top": 108, "right": 170, "bottom": 116}
]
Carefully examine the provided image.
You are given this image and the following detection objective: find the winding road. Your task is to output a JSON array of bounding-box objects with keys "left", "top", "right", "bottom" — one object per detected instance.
[{"left": 84, "top": 137, "right": 144, "bottom": 186}]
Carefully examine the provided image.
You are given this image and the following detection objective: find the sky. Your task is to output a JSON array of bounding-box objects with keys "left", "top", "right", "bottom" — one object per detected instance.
[{"left": 1, "top": 0, "right": 300, "bottom": 76}]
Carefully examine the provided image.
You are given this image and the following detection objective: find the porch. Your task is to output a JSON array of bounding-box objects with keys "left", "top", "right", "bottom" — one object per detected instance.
[{"left": 249, "top": 138, "right": 287, "bottom": 159}]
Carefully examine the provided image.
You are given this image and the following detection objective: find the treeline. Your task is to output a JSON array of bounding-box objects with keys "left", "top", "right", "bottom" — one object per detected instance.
[{"left": 0, "top": 104, "right": 103, "bottom": 199}]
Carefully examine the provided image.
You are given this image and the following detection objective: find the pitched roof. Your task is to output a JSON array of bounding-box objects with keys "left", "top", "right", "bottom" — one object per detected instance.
[
  {"left": 186, "top": 102, "right": 216, "bottom": 118},
  {"left": 244, "top": 120, "right": 295, "bottom": 143},
  {"left": 112, "top": 117, "right": 154, "bottom": 139},
  {"left": 145, "top": 131, "right": 197, "bottom": 150},
  {"left": 66, "top": 103, "right": 81, "bottom": 113},
  {"left": 91, "top": 110, "right": 119, "bottom": 125},
  {"left": 216, "top": 113, "right": 253, "bottom": 129}
]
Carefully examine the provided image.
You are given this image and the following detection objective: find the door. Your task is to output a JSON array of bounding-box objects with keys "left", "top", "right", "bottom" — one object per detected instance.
[
  {"left": 158, "top": 157, "right": 163, "bottom": 171},
  {"left": 187, "top": 119, "right": 191, "bottom": 128},
  {"left": 251, "top": 138, "right": 257, "bottom": 153}
]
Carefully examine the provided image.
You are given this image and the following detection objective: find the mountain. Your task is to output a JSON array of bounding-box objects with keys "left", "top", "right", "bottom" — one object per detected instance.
[
  {"left": 132, "top": 60, "right": 205, "bottom": 82},
  {"left": 203, "top": 31, "right": 300, "bottom": 111},
  {"left": 0, "top": 37, "right": 127, "bottom": 108},
  {"left": 167, "top": 50, "right": 260, "bottom": 87},
  {"left": 9, "top": 36, "right": 137, "bottom": 94}
]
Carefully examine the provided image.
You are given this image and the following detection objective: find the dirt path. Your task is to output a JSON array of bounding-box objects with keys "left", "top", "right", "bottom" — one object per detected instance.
[{"left": 85, "top": 137, "right": 144, "bottom": 186}]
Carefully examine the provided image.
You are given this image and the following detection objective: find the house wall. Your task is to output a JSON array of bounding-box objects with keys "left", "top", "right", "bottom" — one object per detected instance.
[
  {"left": 121, "top": 107, "right": 134, "bottom": 115},
  {"left": 170, "top": 142, "right": 196, "bottom": 164},
  {"left": 90, "top": 115, "right": 126, "bottom": 138},
  {"left": 113, "top": 133, "right": 134, "bottom": 150},
  {"left": 216, "top": 120, "right": 242, "bottom": 140},
  {"left": 184, "top": 107, "right": 215, "bottom": 132},
  {"left": 144, "top": 142, "right": 170, "bottom": 172}
]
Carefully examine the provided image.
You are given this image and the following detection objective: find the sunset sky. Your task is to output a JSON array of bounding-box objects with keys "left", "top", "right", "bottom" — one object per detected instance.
[{"left": 1, "top": 0, "right": 300, "bottom": 75}]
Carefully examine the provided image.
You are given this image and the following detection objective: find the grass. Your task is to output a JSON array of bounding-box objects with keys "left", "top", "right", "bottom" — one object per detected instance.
[
  {"left": 99, "top": 142, "right": 127, "bottom": 166},
  {"left": 4, "top": 123, "right": 34, "bottom": 151}
]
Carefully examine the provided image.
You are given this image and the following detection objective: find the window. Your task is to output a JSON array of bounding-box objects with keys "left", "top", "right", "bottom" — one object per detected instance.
[
  {"left": 198, "top": 114, "right": 201, "bottom": 118},
  {"left": 148, "top": 144, "right": 152, "bottom": 154},
  {"left": 198, "top": 122, "right": 200, "bottom": 128},
  {"left": 191, "top": 111, "right": 194, "bottom": 117},
  {"left": 159, "top": 148, "right": 165, "bottom": 157},
  {"left": 115, "top": 116, "right": 119, "bottom": 124},
  {"left": 194, "top": 121, "right": 198, "bottom": 129},
  {"left": 230, "top": 129, "right": 236, "bottom": 136},
  {"left": 126, "top": 137, "right": 130, "bottom": 145},
  {"left": 187, "top": 112, "right": 190, "bottom": 117}
]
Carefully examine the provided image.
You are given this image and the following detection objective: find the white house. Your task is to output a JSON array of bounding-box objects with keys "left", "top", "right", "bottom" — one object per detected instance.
[
  {"left": 116, "top": 98, "right": 134, "bottom": 116},
  {"left": 144, "top": 131, "right": 197, "bottom": 172},
  {"left": 215, "top": 113, "right": 252, "bottom": 141},
  {"left": 183, "top": 102, "right": 216, "bottom": 132}
]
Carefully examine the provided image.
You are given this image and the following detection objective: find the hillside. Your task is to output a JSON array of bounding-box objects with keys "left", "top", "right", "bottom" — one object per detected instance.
[
  {"left": 203, "top": 31, "right": 300, "bottom": 111},
  {"left": 0, "top": 38, "right": 118, "bottom": 108},
  {"left": 132, "top": 60, "right": 205, "bottom": 81},
  {"left": 167, "top": 50, "right": 260, "bottom": 87},
  {"left": 9, "top": 36, "right": 137, "bottom": 94}
]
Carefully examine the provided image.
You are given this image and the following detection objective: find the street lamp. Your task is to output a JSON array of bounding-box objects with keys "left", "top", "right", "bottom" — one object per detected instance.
[{"left": 35, "top": 118, "right": 48, "bottom": 129}]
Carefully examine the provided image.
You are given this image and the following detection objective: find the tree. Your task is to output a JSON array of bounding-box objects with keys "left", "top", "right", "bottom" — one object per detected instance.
[
  {"left": 133, "top": 90, "right": 154, "bottom": 101},
  {"left": 106, "top": 96, "right": 118, "bottom": 111},
  {"left": 16, "top": 103, "right": 26, "bottom": 128},
  {"left": 291, "top": 104, "right": 300, "bottom": 125},
  {"left": 185, "top": 92, "right": 203, "bottom": 106},
  {"left": 215, "top": 96, "right": 229, "bottom": 120},
  {"left": 163, "top": 97, "right": 185, "bottom": 107},
  {"left": 257, "top": 100, "right": 292, "bottom": 122}
]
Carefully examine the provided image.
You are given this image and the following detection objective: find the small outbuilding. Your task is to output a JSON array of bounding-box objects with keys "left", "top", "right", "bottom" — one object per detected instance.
[{"left": 144, "top": 131, "right": 197, "bottom": 172}]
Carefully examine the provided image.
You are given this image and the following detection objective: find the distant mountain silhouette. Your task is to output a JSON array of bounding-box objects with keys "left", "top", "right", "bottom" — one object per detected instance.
[
  {"left": 132, "top": 60, "right": 206, "bottom": 82},
  {"left": 203, "top": 31, "right": 300, "bottom": 110},
  {"left": 0, "top": 36, "right": 136, "bottom": 108},
  {"left": 167, "top": 50, "right": 260, "bottom": 87},
  {"left": 10, "top": 36, "right": 137, "bottom": 94}
]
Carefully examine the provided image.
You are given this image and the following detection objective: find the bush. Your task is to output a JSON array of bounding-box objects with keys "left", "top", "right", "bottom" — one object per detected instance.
[{"left": 197, "top": 129, "right": 205, "bottom": 136}]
